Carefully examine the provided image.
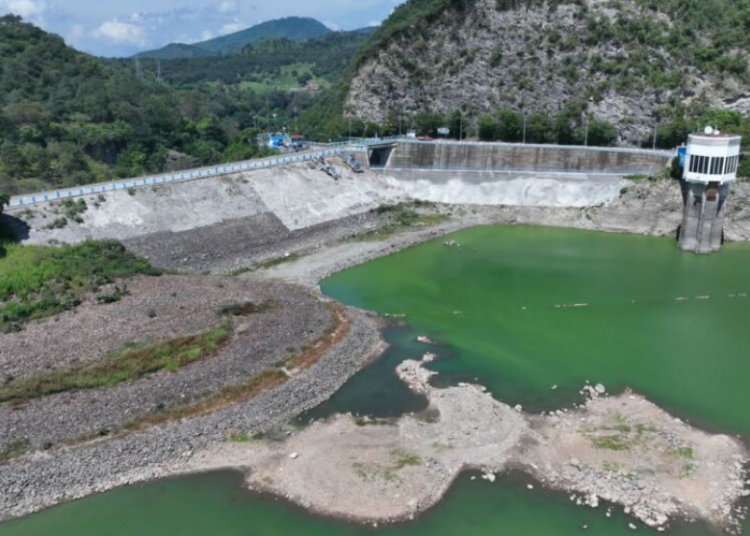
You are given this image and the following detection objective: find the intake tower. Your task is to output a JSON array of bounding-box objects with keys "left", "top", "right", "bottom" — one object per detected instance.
[{"left": 679, "top": 130, "right": 742, "bottom": 254}]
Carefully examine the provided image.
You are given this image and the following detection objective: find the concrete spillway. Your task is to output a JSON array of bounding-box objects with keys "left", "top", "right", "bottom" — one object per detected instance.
[
  {"left": 368, "top": 141, "right": 673, "bottom": 208},
  {"left": 379, "top": 140, "right": 671, "bottom": 175}
]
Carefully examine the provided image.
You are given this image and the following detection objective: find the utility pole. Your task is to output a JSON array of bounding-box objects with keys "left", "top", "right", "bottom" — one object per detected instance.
[
  {"left": 348, "top": 117, "right": 352, "bottom": 143},
  {"left": 652, "top": 121, "right": 659, "bottom": 150},
  {"left": 134, "top": 57, "right": 143, "bottom": 81},
  {"left": 156, "top": 59, "right": 164, "bottom": 85},
  {"left": 459, "top": 110, "right": 464, "bottom": 141},
  {"left": 523, "top": 115, "right": 527, "bottom": 144},
  {"left": 585, "top": 121, "right": 590, "bottom": 147}
]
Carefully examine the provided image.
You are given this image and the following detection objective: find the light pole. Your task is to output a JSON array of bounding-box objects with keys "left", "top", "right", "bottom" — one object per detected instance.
[{"left": 585, "top": 121, "right": 590, "bottom": 147}]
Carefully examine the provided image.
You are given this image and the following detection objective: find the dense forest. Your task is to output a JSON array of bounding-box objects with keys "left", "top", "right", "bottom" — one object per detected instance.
[{"left": 0, "top": 15, "right": 308, "bottom": 195}]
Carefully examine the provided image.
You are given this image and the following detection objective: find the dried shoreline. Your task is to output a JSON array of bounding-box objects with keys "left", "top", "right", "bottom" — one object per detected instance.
[
  {"left": 3, "top": 178, "right": 750, "bottom": 529},
  {"left": 183, "top": 357, "right": 749, "bottom": 532}
]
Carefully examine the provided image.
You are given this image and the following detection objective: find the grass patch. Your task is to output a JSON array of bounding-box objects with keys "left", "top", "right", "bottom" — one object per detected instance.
[
  {"left": 228, "top": 432, "right": 251, "bottom": 443},
  {"left": 0, "top": 240, "right": 158, "bottom": 333},
  {"left": 347, "top": 204, "right": 449, "bottom": 243},
  {"left": 59, "top": 199, "right": 87, "bottom": 223},
  {"left": 390, "top": 447, "right": 422, "bottom": 470},
  {"left": 0, "top": 439, "right": 30, "bottom": 464},
  {"left": 0, "top": 327, "right": 230, "bottom": 405},
  {"left": 671, "top": 446, "right": 694, "bottom": 460},
  {"left": 581, "top": 412, "right": 656, "bottom": 452}
]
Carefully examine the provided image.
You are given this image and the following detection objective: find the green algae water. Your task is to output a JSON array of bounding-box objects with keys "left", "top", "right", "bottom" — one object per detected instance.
[{"left": 3, "top": 225, "right": 750, "bottom": 536}]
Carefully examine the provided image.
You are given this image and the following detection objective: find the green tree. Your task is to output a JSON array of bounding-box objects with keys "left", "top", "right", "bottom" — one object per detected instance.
[
  {"left": 0, "top": 190, "right": 8, "bottom": 213},
  {"left": 478, "top": 114, "right": 499, "bottom": 141},
  {"left": 585, "top": 120, "right": 618, "bottom": 147},
  {"left": 496, "top": 109, "right": 523, "bottom": 142},
  {"left": 414, "top": 112, "right": 445, "bottom": 137}
]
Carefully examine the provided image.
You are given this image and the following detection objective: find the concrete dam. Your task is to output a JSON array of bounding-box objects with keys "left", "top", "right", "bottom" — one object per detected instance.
[{"left": 368, "top": 140, "right": 673, "bottom": 208}]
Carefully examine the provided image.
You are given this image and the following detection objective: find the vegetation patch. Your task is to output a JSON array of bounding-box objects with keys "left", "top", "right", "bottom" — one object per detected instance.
[
  {"left": 219, "top": 300, "right": 276, "bottom": 317},
  {"left": 580, "top": 413, "right": 656, "bottom": 452},
  {"left": 347, "top": 204, "right": 449, "bottom": 242},
  {"left": 0, "top": 327, "right": 230, "bottom": 405},
  {"left": 122, "top": 305, "right": 350, "bottom": 433},
  {"left": 0, "top": 240, "right": 158, "bottom": 333}
]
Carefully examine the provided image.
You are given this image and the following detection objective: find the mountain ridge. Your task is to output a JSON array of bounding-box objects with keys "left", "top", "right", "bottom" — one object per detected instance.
[{"left": 134, "top": 17, "right": 332, "bottom": 59}]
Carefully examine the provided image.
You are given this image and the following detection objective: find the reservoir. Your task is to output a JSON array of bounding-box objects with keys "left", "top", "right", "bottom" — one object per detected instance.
[{"left": 2, "top": 225, "right": 749, "bottom": 535}]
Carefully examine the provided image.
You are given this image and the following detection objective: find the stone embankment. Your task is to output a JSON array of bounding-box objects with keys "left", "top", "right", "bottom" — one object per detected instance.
[
  {"left": 0, "top": 276, "right": 334, "bottom": 452},
  {"left": 0, "top": 281, "right": 387, "bottom": 523}
]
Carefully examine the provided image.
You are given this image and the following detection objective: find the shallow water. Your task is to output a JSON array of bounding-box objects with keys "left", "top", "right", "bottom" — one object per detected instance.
[{"left": 3, "top": 225, "right": 750, "bottom": 535}]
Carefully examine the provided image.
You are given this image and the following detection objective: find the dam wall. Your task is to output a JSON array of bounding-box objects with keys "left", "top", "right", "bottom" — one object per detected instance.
[
  {"left": 382, "top": 141, "right": 672, "bottom": 175},
  {"left": 381, "top": 169, "right": 627, "bottom": 208}
]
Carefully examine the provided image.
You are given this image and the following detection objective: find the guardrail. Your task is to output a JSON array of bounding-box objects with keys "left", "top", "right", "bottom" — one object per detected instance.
[{"left": 8, "top": 148, "right": 345, "bottom": 208}]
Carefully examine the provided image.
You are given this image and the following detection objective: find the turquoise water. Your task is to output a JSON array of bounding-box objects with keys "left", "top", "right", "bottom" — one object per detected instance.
[{"left": 3, "top": 225, "right": 749, "bottom": 535}]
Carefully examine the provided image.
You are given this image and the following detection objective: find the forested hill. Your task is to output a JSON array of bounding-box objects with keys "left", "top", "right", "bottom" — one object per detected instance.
[
  {"left": 0, "top": 15, "right": 302, "bottom": 195},
  {"left": 135, "top": 17, "right": 332, "bottom": 60},
  {"left": 125, "top": 29, "right": 375, "bottom": 88},
  {"left": 346, "top": 0, "right": 750, "bottom": 146}
]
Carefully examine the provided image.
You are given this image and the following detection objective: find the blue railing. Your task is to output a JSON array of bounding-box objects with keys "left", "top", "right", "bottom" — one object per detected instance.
[{"left": 9, "top": 148, "right": 343, "bottom": 208}]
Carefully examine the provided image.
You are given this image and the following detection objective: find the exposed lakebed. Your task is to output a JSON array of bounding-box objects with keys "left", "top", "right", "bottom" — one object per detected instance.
[{"left": 3, "top": 225, "right": 750, "bottom": 535}]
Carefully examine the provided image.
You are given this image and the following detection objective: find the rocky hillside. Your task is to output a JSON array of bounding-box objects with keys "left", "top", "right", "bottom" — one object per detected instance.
[{"left": 346, "top": 0, "right": 750, "bottom": 144}]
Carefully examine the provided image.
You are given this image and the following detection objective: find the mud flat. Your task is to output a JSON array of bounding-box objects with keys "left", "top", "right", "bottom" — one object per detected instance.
[{"left": 185, "top": 356, "right": 749, "bottom": 532}]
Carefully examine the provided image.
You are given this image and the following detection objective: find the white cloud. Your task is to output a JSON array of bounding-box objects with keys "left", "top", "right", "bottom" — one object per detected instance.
[
  {"left": 67, "top": 23, "right": 84, "bottom": 41},
  {"left": 201, "top": 29, "right": 214, "bottom": 41},
  {"left": 219, "top": 19, "right": 243, "bottom": 35},
  {"left": 1, "top": 0, "right": 46, "bottom": 18},
  {"left": 217, "top": 1, "right": 237, "bottom": 14},
  {"left": 93, "top": 20, "right": 148, "bottom": 47}
]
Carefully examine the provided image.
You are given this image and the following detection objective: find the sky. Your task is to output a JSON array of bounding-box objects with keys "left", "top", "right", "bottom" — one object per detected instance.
[{"left": 0, "top": 0, "right": 406, "bottom": 57}]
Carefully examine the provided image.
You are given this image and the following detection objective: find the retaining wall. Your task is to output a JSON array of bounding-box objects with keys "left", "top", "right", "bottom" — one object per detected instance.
[{"left": 385, "top": 141, "right": 673, "bottom": 175}]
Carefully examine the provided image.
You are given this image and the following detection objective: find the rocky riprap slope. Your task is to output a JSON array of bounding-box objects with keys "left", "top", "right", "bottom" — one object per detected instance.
[
  {"left": 0, "top": 276, "right": 334, "bottom": 452},
  {"left": 0, "top": 299, "right": 386, "bottom": 523},
  {"left": 347, "top": 0, "right": 750, "bottom": 144}
]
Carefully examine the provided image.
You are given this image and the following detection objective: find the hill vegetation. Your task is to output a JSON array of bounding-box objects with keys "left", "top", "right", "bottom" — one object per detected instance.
[
  {"left": 127, "top": 30, "right": 373, "bottom": 91},
  {"left": 0, "top": 15, "right": 286, "bottom": 195},
  {"left": 136, "top": 17, "right": 332, "bottom": 59}
]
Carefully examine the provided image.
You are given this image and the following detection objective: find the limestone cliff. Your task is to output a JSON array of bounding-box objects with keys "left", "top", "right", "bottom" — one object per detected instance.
[{"left": 346, "top": 0, "right": 750, "bottom": 144}]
